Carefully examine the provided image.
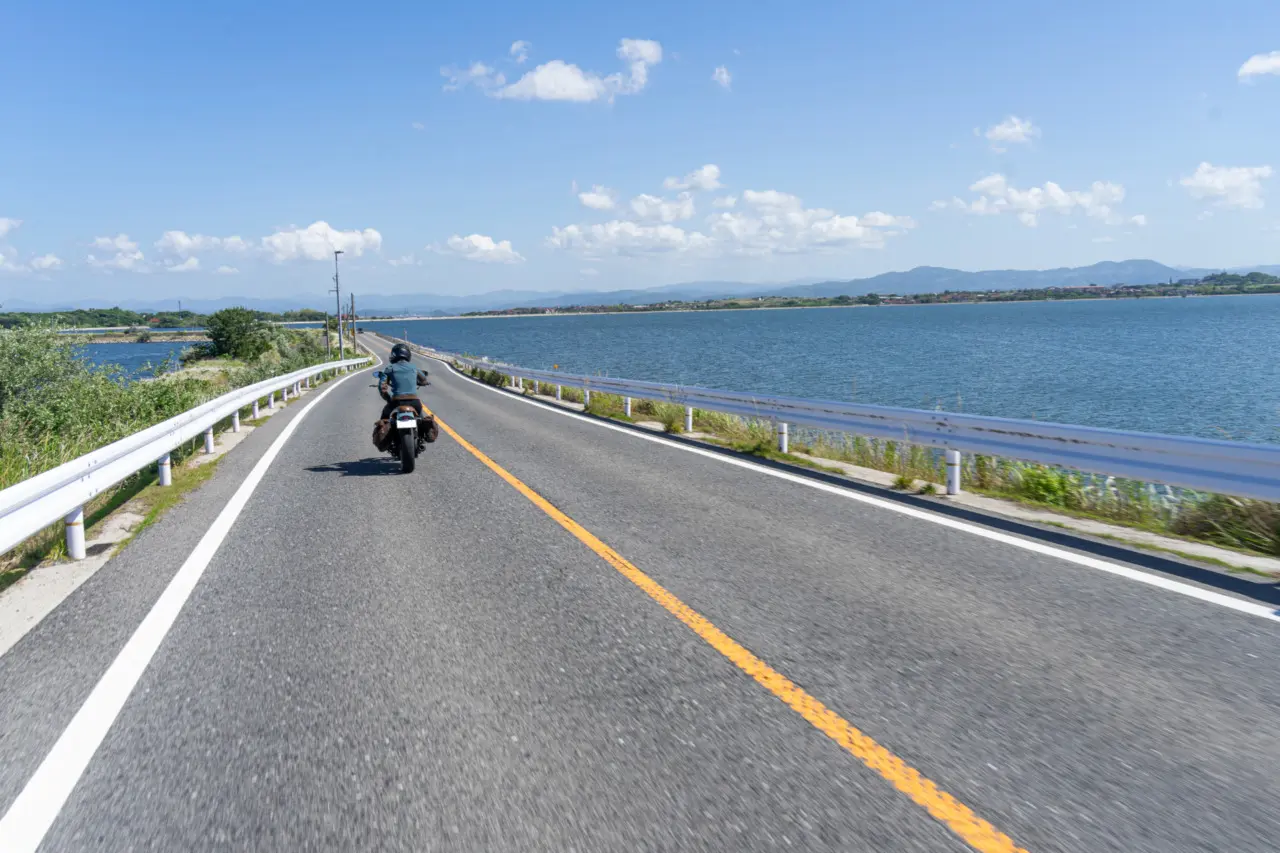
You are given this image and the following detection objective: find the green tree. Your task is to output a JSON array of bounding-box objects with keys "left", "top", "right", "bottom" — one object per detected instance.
[{"left": 205, "top": 307, "right": 271, "bottom": 360}]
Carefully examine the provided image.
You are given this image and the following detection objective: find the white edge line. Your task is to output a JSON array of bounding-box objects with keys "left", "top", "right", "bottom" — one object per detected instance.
[
  {"left": 423, "top": 350, "right": 1280, "bottom": 625},
  {"left": 0, "top": 360, "right": 377, "bottom": 853}
]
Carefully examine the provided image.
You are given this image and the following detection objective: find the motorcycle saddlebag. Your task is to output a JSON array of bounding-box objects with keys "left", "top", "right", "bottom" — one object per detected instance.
[
  {"left": 372, "top": 419, "right": 394, "bottom": 452},
  {"left": 423, "top": 415, "right": 439, "bottom": 443}
]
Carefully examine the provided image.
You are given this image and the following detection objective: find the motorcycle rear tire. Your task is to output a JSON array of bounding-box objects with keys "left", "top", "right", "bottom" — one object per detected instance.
[{"left": 399, "top": 431, "right": 417, "bottom": 473}]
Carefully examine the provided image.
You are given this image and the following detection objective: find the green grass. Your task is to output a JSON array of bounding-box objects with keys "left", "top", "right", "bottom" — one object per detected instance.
[
  {"left": 720, "top": 437, "right": 848, "bottom": 475},
  {"left": 121, "top": 450, "right": 223, "bottom": 547},
  {"left": 1, "top": 325, "right": 351, "bottom": 569}
]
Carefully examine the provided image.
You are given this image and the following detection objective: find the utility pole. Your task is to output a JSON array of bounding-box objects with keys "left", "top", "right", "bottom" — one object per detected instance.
[
  {"left": 331, "top": 250, "right": 345, "bottom": 360},
  {"left": 350, "top": 293, "right": 356, "bottom": 347},
  {"left": 324, "top": 311, "right": 332, "bottom": 358}
]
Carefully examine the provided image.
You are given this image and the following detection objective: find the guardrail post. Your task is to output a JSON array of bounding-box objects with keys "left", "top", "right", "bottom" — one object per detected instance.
[
  {"left": 65, "top": 506, "right": 86, "bottom": 561},
  {"left": 584, "top": 389, "right": 591, "bottom": 407},
  {"left": 232, "top": 411, "right": 240, "bottom": 433},
  {"left": 945, "top": 450, "right": 962, "bottom": 495},
  {"left": 158, "top": 453, "right": 172, "bottom": 487},
  {"left": 204, "top": 427, "right": 215, "bottom": 454},
  {"left": 685, "top": 406, "right": 694, "bottom": 433},
  {"left": 556, "top": 385, "right": 562, "bottom": 401},
  {"left": 778, "top": 422, "right": 789, "bottom": 453},
  {"left": 252, "top": 400, "right": 260, "bottom": 419},
  {"left": 625, "top": 397, "right": 632, "bottom": 417}
]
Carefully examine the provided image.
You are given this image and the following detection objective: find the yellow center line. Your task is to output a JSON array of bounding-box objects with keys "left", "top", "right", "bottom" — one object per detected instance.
[{"left": 433, "top": 414, "right": 1029, "bottom": 853}]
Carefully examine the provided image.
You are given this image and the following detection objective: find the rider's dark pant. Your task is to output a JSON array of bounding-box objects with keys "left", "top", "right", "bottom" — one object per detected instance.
[{"left": 381, "top": 395, "right": 424, "bottom": 421}]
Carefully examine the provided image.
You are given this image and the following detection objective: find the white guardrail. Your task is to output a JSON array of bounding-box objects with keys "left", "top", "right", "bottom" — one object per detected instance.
[
  {"left": 381, "top": 334, "right": 1280, "bottom": 505},
  {"left": 0, "top": 355, "right": 371, "bottom": 561}
]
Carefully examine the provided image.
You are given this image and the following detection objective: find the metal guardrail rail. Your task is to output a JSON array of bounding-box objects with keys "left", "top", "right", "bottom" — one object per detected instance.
[
  {"left": 0, "top": 355, "right": 371, "bottom": 561},
  {"left": 382, "top": 333, "right": 1280, "bottom": 504}
]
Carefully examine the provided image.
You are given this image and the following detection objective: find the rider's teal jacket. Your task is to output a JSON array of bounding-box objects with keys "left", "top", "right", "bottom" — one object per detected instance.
[{"left": 382, "top": 362, "right": 428, "bottom": 397}]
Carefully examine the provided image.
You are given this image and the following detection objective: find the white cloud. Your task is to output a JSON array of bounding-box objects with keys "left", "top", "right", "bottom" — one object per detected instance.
[
  {"left": 441, "top": 61, "right": 506, "bottom": 93},
  {"left": 1180, "top": 162, "right": 1273, "bottom": 209},
  {"left": 547, "top": 220, "right": 712, "bottom": 256},
  {"left": 629, "top": 192, "right": 695, "bottom": 222},
  {"left": 712, "top": 66, "right": 732, "bottom": 89},
  {"left": 935, "top": 174, "right": 1131, "bottom": 226},
  {"left": 215, "top": 265, "right": 239, "bottom": 275},
  {"left": 712, "top": 195, "right": 738, "bottom": 209},
  {"left": 1130, "top": 214, "right": 1147, "bottom": 226},
  {"left": 448, "top": 39, "right": 662, "bottom": 103},
  {"left": 1238, "top": 51, "right": 1280, "bottom": 80},
  {"left": 388, "top": 254, "right": 419, "bottom": 266},
  {"left": 663, "top": 164, "right": 722, "bottom": 191},
  {"left": 0, "top": 218, "right": 21, "bottom": 238},
  {"left": 436, "top": 233, "right": 524, "bottom": 264},
  {"left": 984, "top": 116, "right": 1039, "bottom": 148},
  {"left": 712, "top": 191, "right": 914, "bottom": 253},
  {"left": 30, "top": 253, "right": 62, "bottom": 271},
  {"left": 88, "top": 234, "right": 147, "bottom": 271},
  {"left": 155, "top": 230, "right": 248, "bottom": 257},
  {"left": 1092, "top": 236, "right": 1115, "bottom": 243},
  {"left": 91, "top": 234, "right": 137, "bottom": 251},
  {"left": 166, "top": 257, "right": 200, "bottom": 273},
  {"left": 411, "top": 121, "right": 425, "bottom": 131},
  {"left": 510, "top": 40, "right": 530, "bottom": 64},
  {"left": 861, "top": 211, "right": 918, "bottom": 228},
  {"left": 549, "top": 188, "right": 912, "bottom": 257},
  {"left": 262, "top": 221, "right": 382, "bottom": 261},
  {"left": 493, "top": 60, "right": 604, "bottom": 101},
  {"left": 578, "top": 185, "right": 617, "bottom": 210}
]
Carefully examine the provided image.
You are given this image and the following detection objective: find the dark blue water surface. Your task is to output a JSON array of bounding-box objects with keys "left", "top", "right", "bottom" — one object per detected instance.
[
  {"left": 81, "top": 343, "right": 191, "bottom": 379},
  {"left": 381, "top": 295, "right": 1280, "bottom": 443}
]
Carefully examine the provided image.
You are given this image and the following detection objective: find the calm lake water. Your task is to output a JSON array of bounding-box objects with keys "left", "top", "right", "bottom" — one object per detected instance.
[
  {"left": 384, "top": 295, "right": 1280, "bottom": 443},
  {"left": 81, "top": 342, "right": 191, "bottom": 378}
]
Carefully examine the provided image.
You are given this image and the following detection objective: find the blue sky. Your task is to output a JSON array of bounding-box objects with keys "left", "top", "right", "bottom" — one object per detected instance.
[{"left": 1, "top": 0, "right": 1278, "bottom": 304}]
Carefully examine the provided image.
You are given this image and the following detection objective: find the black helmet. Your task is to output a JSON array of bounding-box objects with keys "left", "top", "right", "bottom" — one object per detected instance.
[{"left": 390, "top": 343, "right": 411, "bottom": 363}]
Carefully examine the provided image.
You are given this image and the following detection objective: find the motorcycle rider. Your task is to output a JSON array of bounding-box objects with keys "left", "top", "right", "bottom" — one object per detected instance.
[{"left": 379, "top": 343, "right": 429, "bottom": 420}]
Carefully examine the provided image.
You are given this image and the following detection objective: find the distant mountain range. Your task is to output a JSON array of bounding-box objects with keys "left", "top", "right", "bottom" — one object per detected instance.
[{"left": 7, "top": 260, "right": 1279, "bottom": 315}]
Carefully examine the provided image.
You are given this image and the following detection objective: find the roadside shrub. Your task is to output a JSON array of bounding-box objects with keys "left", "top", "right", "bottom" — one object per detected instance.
[
  {"left": 206, "top": 307, "right": 271, "bottom": 360},
  {"left": 1171, "top": 495, "right": 1280, "bottom": 556},
  {"left": 1013, "top": 465, "right": 1081, "bottom": 507},
  {"left": 0, "top": 326, "right": 337, "bottom": 494},
  {"left": 585, "top": 392, "right": 627, "bottom": 418},
  {"left": 655, "top": 403, "right": 685, "bottom": 433},
  {"left": 481, "top": 369, "right": 508, "bottom": 387}
]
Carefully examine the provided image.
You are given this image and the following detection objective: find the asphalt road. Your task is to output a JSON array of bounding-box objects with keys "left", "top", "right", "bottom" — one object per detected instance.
[{"left": 1, "top": 334, "right": 1278, "bottom": 852}]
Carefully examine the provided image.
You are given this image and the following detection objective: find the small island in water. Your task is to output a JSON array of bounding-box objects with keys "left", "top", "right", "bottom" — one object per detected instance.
[{"left": 460, "top": 272, "right": 1280, "bottom": 318}]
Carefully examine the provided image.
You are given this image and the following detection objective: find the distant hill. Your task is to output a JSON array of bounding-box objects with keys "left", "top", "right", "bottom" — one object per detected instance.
[
  {"left": 773, "top": 260, "right": 1219, "bottom": 299},
  {"left": 8, "top": 261, "right": 1274, "bottom": 315}
]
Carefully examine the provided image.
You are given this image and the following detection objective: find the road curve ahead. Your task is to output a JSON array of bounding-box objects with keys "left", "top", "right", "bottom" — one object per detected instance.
[{"left": 1, "top": 333, "right": 1278, "bottom": 852}]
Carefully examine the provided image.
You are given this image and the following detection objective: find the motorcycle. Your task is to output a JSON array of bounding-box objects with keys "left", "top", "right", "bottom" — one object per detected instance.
[{"left": 372, "top": 370, "right": 437, "bottom": 473}]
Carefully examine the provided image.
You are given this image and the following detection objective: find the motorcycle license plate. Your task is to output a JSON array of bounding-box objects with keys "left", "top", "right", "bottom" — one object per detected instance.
[{"left": 395, "top": 418, "right": 416, "bottom": 429}]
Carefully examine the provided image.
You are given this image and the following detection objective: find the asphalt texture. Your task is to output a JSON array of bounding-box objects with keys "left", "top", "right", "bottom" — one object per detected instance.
[{"left": 1, "top": 335, "right": 1278, "bottom": 852}]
